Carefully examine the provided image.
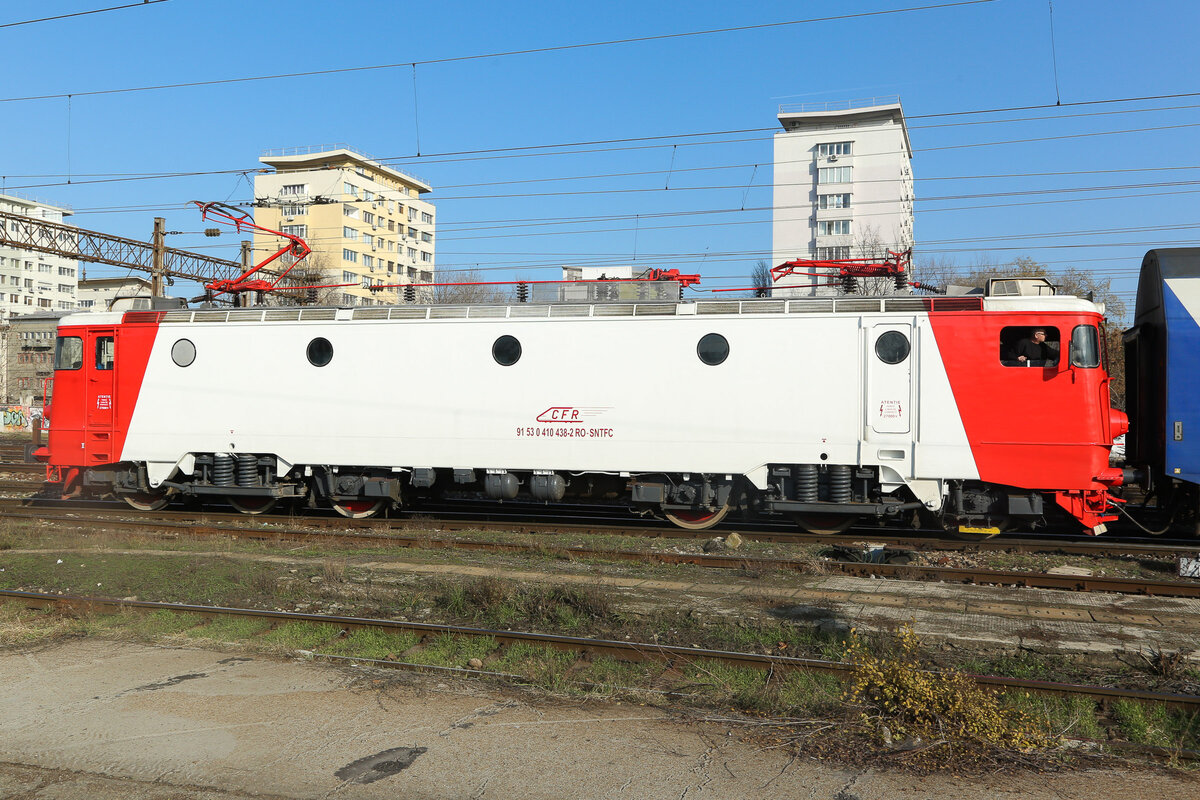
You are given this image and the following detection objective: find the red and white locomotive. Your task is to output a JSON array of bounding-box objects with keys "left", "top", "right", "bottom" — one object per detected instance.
[{"left": 39, "top": 278, "right": 1127, "bottom": 534}]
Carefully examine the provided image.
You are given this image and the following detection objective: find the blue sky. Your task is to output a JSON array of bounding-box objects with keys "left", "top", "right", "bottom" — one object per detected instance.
[{"left": 2, "top": 0, "right": 1197, "bottom": 317}]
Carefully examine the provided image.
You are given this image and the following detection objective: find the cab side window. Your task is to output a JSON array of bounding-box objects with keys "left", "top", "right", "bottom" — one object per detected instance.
[
  {"left": 1069, "top": 325, "right": 1100, "bottom": 368},
  {"left": 95, "top": 336, "right": 115, "bottom": 371},
  {"left": 999, "top": 326, "right": 1059, "bottom": 367},
  {"left": 54, "top": 336, "right": 83, "bottom": 371}
]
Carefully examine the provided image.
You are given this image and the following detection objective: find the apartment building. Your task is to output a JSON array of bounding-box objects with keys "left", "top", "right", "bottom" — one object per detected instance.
[
  {"left": 0, "top": 194, "right": 80, "bottom": 319},
  {"left": 253, "top": 145, "right": 436, "bottom": 305},
  {"left": 5, "top": 311, "right": 68, "bottom": 407},
  {"left": 771, "top": 97, "right": 914, "bottom": 296}
]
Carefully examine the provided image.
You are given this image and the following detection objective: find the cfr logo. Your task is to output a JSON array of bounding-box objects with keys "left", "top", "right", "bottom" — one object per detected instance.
[{"left": 537, "top": 407, "right": 583, "bottom": 423}]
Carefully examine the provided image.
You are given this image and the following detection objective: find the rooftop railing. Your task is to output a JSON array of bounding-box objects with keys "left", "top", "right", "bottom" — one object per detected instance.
[{"left": 778, "top": 95, "right": 901, "bottom": 114}]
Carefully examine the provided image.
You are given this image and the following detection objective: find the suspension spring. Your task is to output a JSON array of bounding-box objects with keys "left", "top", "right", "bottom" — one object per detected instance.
[
  {"left": 796, "top": 464, "right": 819, "bottom": 503},
  {"left": 213, "top": 454, "right": 235, "bottom": 487},
  {"left": 829, "top": 465, "right": 852, "bottom": 504},
  {"left": 236, "top": 454, "right": 259, "bottom": 487}
]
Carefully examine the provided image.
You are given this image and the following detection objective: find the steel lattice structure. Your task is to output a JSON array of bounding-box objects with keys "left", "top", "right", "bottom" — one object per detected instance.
[{"left": 0, "top": 209, "right": 300, "bottom": 288}]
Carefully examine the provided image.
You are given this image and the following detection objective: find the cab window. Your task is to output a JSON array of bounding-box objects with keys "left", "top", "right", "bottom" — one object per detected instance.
[
  {"left": 95, "top": 337, "right": 114, "bottom": 371},
  {"left": 999, "top": 326, "right": 1060, "bottom": 367},
  {"left": 54, "top": 336, "right": 83, "bottom": 370},
  {"left": 1070, "top": 325, "right": 1100, "bottom": 368}
]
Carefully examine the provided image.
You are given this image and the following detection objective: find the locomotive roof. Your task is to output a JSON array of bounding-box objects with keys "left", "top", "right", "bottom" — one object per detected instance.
[{"left": 58, "top": 293, "right": 1104, "bottom": 328}]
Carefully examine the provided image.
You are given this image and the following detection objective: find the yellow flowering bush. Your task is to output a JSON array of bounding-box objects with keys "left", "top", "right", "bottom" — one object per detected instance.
[{"left": 842, "top": 624, "right": 1056, "bottom": 752}]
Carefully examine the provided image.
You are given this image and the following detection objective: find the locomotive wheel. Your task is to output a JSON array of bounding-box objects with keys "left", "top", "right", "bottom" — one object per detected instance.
[
  {"left": 331, "top": 498, "right": 386, "bottom": 519},
  {"left": 121, "top": 490, "right": 171, "bottom": 512},
  {"left": 792, "top": 513, "right": 858, "bottom": 535},
  {"left": 663, "top": 504, "right": 731, "bottom": 531},
  {"left": 228, "top": 495, "right": 278, "bottom": 516}
]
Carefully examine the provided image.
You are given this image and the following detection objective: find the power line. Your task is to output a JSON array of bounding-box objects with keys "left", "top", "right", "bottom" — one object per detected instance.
[
  {"left": 0, "top": 1, "right": 170, "bottom": 30},
  {"left": 0, "top": 1, "right": 992, "bottom": 103}
]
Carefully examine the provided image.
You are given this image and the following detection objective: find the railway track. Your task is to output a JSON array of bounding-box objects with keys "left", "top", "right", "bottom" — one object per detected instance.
[
  {"left": 5, "top": 588, "right": 1197, "bottom": 712},
  {"left": 6, "top": 501, "right": 1199, "bottom": 598}
]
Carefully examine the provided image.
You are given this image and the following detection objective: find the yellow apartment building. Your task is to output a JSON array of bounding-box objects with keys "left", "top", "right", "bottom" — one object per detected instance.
[{"left": 252, "top": 145, "right": 436, "bottom": 305}]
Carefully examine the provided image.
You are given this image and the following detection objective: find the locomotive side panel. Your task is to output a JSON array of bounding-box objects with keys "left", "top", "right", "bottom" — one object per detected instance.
[{"left": 121, "top": 313, "right": 887, "bottom": 486}]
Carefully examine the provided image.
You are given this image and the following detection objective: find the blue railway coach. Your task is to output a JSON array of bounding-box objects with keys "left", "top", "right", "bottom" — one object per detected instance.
[{"left": 1124, "top": 248, "right": 1200, "bottom": 527}]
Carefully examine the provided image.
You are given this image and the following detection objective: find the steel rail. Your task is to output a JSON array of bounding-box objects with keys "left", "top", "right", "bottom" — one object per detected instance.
[
  {"left": 5, "top": 506, "right": 1200, "bottom": 598},
  {"left": 4, "top": 589, "right": 1197, "bottom": 710},
  {"left": 4, "top": 495, "right": 1198, "bottom": 559}
]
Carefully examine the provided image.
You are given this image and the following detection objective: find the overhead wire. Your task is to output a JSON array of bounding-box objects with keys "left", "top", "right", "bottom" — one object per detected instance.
[
  {"left": 0, "top": 1, "right": 170, "bottom": 30},
  {"left": 0, "top": 1, "right": 994, "bottom": 103}
]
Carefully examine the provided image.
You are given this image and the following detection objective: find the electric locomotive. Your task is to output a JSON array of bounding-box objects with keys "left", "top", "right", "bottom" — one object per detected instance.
[{"left": 38, "top": 279, "right": 1127, "bottom": 535}]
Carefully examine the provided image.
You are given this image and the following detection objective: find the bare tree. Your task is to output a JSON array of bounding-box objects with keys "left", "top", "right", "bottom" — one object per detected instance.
[
  {"left": 262, "top": 250, "right": 342, "bottom": 306},
  {"left": 850, "top": 222, "right": 902, "bottom": 296},
  {"left": 913, "top": 255, "right": 1128, "bottom": 407},
  {"left": 749, "top": 259, "right": 773, "bottom": 298},
  {"left": 430, "top": 269, "right": 509, "bottom": 304}
]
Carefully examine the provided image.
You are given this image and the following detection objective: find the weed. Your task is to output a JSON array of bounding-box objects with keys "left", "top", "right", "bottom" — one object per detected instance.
[
  {"left": 405, "top": 633, "right": 498, "bottom": 668},
  {"left": 321, "top": 628, "right": 420, "bottom": 660},
  {"left": 184, "top": 616, "right": 273, "bottom": 643},
  {"left": 258, "top": 622, "right": 342, "bottom": 652},
  {"left": 1111, "top": 699, "right": 1200, "bottom": 752},
  {"left": 492, "top": 642, "right": 577, "bottom": 691},
  {"left": 842, "top": 624, "right": 1057, "bottom": 754},
  {"left": 322, "top": 559, "right": 346, "bottom": 584}
]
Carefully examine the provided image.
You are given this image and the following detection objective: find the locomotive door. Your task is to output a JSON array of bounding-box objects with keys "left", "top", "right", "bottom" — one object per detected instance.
[
  {"left": 866, "top": 323, "right": 912, "bottom": 434},
  {"left": 84, "top": 329, "right": 116, "bottom": 463}
]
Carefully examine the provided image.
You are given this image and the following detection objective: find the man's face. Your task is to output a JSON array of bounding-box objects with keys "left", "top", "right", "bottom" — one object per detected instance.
[{"left": 1032, "top": 330, "right": 1046, "bottom": 343}]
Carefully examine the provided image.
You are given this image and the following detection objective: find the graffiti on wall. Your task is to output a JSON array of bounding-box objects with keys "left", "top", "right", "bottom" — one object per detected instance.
[{"left": 2, "top": 406, "right": 37, "bottom": 432}]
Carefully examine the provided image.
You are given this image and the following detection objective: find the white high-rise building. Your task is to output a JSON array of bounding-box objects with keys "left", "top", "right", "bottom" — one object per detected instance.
[
  {"left": 0, "top": 193, "right": 79, "bottom": 320},
  {"left": 771, "top": 97, "right": 914, "bottom": 296}
]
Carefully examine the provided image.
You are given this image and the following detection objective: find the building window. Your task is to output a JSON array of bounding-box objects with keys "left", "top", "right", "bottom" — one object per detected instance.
[
  {"left": 421, "top": 211, "right": 433, "bottom": 224},
  {"left": 363, "top": 255, "right": 374, "bottom": 268},
  {"left": 344, "top": 182, "right": 358, "bottom": 198},
  {"left": 343, "top": 249, "right": 357, "bottom": 263},
  {"left": 817, "top": 247, "right": 851, "bottom": 259},
  {"left": 420, "top": 251, "right": 432, "bottom": 263},
  {"left": 363, "top": 211, "right": 375, "bottom": 225},
  {"left": 282, "top": 204, "right": 306, "bottom": 217},
  {"left": 818, "top": 193, "right": 851, "bottom": 209},
  {"left": 38, "top": 263, "right": 51, "bottom": 273},
  {"left": 281, "top": 225, "right": 307, "bottom": 238},
  {"left": 343, "top": 205, "right": 359, "bottom": 219},
  {"left": 387, "top": 219, "right": 395, "bottom": 232},
  {"left": 421, "top": 232, "right": 432, "bottom": 243},
  {"left": 818, "top": 142, "right": 852, "bottom": 157},
  {"left": 79, "top": 299, "right": 94, "bottom": 308},
  {"left": 407, "top": 247, "right": 417, "bottom": 260},
  {"left": 343, "top": 227, "right": 358, "bottom": 241},
  {"left": 408, "top": 207, "right": 418, "bottom": 222},
  {"left": 363, "top": 190, "right": 374, "bottom": 202},
  {"left": 817, "top": 220, "right": 851, "bottom": 236},
  {"left": 57, "top": 284, "right": 71, "bottom": 293},
  {"left": 280, "top": 184, "right": 306, "bottom": 196},
  {"left": 818, "top": 167, "right": 852, "bottom": 184}
]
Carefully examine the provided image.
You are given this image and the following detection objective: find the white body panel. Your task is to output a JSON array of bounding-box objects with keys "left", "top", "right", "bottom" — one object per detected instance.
[{"left": 114, "top": 304, "right": 980, "bottom": 501}]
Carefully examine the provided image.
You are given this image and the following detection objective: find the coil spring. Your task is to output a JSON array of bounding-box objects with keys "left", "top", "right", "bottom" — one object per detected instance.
[
  {"left": 213, "top": 454, "right": 235, "bottom": 487},
  {"left": 236, "top": 454, "right": 259, "bottom": 487},
  {"left": 796, "top": 464, "right": 819, "bottom": 503},
  {"left": 829, "top": 465, "right": 852, "bottom": 503}
]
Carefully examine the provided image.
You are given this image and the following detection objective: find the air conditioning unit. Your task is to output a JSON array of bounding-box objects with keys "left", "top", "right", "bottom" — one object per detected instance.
[
  {"left": 285, "top": 216, "right": 295, "bottom": 222},
  {"left": 828, "top": 154, "right": 838, "bottom": 162}
]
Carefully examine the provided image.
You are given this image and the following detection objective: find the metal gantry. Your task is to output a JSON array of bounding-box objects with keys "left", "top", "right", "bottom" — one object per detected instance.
[{"left": 0, "top": 209, "right": 305, "bottom": 295}]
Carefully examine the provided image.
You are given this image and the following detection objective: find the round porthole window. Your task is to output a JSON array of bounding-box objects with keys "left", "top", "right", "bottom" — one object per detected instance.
[
  {"left": 307, "top": 337, "right": 333, "bottom": 367},
  {"left": 171, "top": 338, "right": 196, "bottom": 368},
  {"left": 697, "top": 333, "right": 729, "bottom": 366},
  {"left": 492, "top": 335, "right": 521, "bottom": 366},
  {"left": 875, "top": 331, "right": 910, "bottom": 365}
]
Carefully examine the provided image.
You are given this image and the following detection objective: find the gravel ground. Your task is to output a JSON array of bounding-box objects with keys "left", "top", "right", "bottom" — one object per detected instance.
[{"left": 0, "top": 639, "right": 1197, "bottom": 800}]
